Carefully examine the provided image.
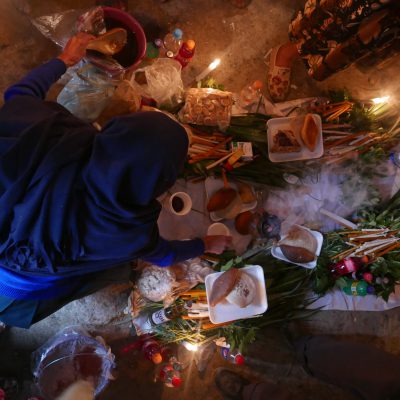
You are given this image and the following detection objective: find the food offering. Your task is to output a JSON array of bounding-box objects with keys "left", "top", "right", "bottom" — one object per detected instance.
[
  {"left": 271, "top": 225, "right": 323, "bottom": 269},
  {"left": 205, "top": 177, "right": 257, "bottom": 222},
  {"left": 267, "top": 114, "right": 323, "bottom": 162},
  {"left": 205, "top": 265, "right": 268, "bottom": 324}
]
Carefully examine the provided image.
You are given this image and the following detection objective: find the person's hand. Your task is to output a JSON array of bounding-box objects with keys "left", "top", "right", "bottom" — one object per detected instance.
[
  {"left": 58, "top": 32, "right": 96, "bottom": 67},
  {"left": 203, "top": 235, "right": 233, "bottom": 254}
]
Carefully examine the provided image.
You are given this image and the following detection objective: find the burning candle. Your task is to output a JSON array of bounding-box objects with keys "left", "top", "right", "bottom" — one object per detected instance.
[
  {"left": 372, "top": 96, "right": 390, "bottom": 104},
  {"left": 195, "top": 58, "right": 221, "bottom": 82}
]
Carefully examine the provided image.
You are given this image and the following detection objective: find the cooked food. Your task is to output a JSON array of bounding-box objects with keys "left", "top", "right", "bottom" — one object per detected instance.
[
  {"left": 235, "top": 211, "right": 256, "bottom": 235},
  {"left": 237, "top": 182, "right": 256, "bottom": 204},
  {"left": 226, "top": 271, "right": 256, "bottom": 308},
  {"left": 207, "top": 187, "right": 237, "bottom": 212},
  {"left": 278, "top": 225, "right": 317, "bottom": 263},
  {"left": 300, "top": 114, "right": 319, "bottom": 152},
  {"left": 87, "top": 28, "right": 128, "bottom": 56},
  {"left": 214, "top": 193, "right": 243, "bottom": 220},
  {"left": 271, "top": 130, "right": 301, "bottom": 153},
  {"left": 209, "top": 268, "right": 241, "bottom": 307},
  {"left": 280, "top": 245, "right": 316, "bottom": 263}
]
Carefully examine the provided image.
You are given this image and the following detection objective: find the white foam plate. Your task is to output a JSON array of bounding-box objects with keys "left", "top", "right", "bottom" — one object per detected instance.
[
  {"left": 271, "top": 226, "right": 324, "bottom": 269},
  {"left": 205, "top": 265, "right": 268, "bottom": 324},
  {"left": 205, "top": 177, "right": 257, "bottom": 222},
  {"left": 267, "top": 114, "right": 323, "bottom": 162}
]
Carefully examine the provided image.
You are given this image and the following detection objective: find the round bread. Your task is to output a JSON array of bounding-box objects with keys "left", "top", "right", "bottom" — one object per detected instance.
[
  {"left": 226, "top": 271, "right": 256, "bottom": 308},
  {"left": 137, "top": 265, "right": 175, "bottom": 302}
]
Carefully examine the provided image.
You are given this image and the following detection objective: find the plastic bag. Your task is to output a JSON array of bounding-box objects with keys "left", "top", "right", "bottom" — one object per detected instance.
[
  {"left": 32, "top": 7, "right": 106, "bottom": 47},
  {"left": 97, "top": 79, "right": 141, "bottom": 126},
  {"left": 57, "top": 64, "right": 117, "bottom": 122},
  {"left": 130, "top": 58, "right": 184, "bottom": 108},
  {"left": 178, "top": 88, "right": 233, "bottom": 130},
  {"left": 32, "top": 327, "right": 115, "bottom": 399}
]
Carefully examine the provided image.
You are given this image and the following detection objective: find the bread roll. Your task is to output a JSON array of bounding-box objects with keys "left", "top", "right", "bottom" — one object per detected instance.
[
  {"left": 209, "top": 268, "right": 241, "bottom": 307},
  {"left": 300, "top": 114, "right": 319, "bottom": 152},
  {"left": 226, "top": 271, "right": 256, "bottom": 308}
]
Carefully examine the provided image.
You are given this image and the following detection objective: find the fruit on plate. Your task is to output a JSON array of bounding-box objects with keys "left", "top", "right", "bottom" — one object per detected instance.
[
  {"left": 209, "top": 268, "right": 241, "bottom": 307},
  {"left": 226, "top": 271, "right": 256, "bottom": 308},
  {"left": 237, "top": 182, "right": 256, "bottom": 204},
  {"left": 207, "top": 187, "right": 237, "bottom": 212},
  {"left": 278, "top": 225, "right": 317, "bottom": 263},
  {"left": 300, "top": 114, "right": 319, "bottom": 152},
  {"left": 235, "top": 211, "right": 256, "bottom": 235}
]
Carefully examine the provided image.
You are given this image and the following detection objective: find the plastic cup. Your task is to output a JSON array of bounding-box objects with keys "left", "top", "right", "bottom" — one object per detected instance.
[
  {"left": 207, "top": 222, "right": 231, "bottom": 236},
  {"left": 165, "top": 192, "right": 192, "bottom": 216}
]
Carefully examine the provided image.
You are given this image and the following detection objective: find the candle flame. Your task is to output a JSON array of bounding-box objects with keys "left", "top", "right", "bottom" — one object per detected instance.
[
  {"left": 372, "top": 96, "right": 390, "bottom": 104},
  {"left": 209, "top": 58, "right": 221, "bottom": 71},
  {"left": 182, "top": 341, "right": 199, "bottom": 352}
]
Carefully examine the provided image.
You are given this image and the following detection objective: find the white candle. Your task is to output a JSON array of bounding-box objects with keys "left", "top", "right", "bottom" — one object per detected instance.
[
  {"left": 372, "top": 96, "right": 390, "bottom": 104},
  {"left": 195, "top": 58, "right": 221, "bottom": 82}
]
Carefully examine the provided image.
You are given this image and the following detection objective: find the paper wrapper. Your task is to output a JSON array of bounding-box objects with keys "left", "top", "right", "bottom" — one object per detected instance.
[{"left": 179, "top": 88, "right": 233, "bottom": 130}]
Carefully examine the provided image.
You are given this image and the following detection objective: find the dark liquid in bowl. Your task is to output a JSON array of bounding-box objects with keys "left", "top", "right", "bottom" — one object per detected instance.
[
  {"left": 172, "top": 197, "right": 184, "bottom": 213},
  {"left": 105, "top": 18, "right": 138, "bottom": 67}
]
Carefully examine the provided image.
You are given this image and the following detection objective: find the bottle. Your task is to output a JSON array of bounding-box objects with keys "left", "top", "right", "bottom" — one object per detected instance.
[
  {"left": 163, "top": 28, "right": 183, "bottom": 56},
  {"left": 148, "top": 304, "right": 185, "bottom": 326},
  {"left": 174, "top": 40, "right": 196, "bottom": 68},
  {"left": 329, "top": 257, "right": 364, "bottom": 278},
  {"left": 142, "top": 338, "right": 163, "bottom": 364},
  {"left": 340, "top": 279, "right": 374, "bottom": 296},
  {"left": 238, "top": 80, "right": 263, "bottom": 108},
  {"left": 220, "top": 347, "right": 245, "bottom": 365},
  {"left": 159, "top": 364, "right": 183, "bottom": 387}
]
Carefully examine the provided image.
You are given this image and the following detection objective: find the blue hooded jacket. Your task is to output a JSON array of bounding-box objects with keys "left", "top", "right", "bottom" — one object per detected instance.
[{"left": 0, "top": 59, "right": 204, "bottom": 300}]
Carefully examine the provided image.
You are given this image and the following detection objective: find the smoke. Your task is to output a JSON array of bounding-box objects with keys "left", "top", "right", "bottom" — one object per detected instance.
[{"left": 264, "top": 160, "right": 395, "bottom": 233}]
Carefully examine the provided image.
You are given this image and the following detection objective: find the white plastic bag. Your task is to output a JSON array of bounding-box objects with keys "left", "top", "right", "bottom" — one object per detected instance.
[{"left": 130, "top": 58, "right": 184, "bottom": 108}]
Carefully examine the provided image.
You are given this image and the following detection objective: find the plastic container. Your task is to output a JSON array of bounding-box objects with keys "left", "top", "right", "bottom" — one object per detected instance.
[
  {"left": 271, "top": 225, "right": 323, "bottom": 269},
  {"left": 101, "top": 6, "right": 146, "bottom": 72},
  {"left": 205, "top": 265, "right": 268, "bottom": 324},
  {"left": 220, "top": 347, "right": 245, "bottom": 365},
  {"left": 267, "top": 114, "right": 323, "bottom": 163},
  {"left": 175, "top": 40, "right": 195, "bottom": 68},
  {"left": 163, "top": 28, "right": 183, "bottom": 56},
  {"left": 142, "top": 338, "right": 163, "bottom": 364},
  {"left": 32, "top": 329, "right": 115, "bottom": 399},
  {"left": 164, "top": 192, "right": 192, "bottom": 216},
  {"left": 238, "top": 80, "right": 263, "bottom": 108},
  {"left": 207, "top": 222, "right": 231, "bottom": 236}
]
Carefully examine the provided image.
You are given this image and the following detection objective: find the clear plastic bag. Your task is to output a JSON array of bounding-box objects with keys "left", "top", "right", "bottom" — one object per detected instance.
[
  {"left": 32, "top": 327, "right": 115, "bottom": 399},
  {"left": 178, "top": 88, "right": 233, "bottom": 130},
  {"left": 31, "top": 7, "right": 106, "bottom": 47},
  {"left": 130, "top": 58, "right": 184, "bottom": 108},
  {"left": 57, "top": 64, "right": 117, "bottom": 122}
]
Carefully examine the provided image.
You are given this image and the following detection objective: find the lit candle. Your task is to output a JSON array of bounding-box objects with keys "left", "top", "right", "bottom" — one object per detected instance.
[
  {"left": 195, "top": 58, "right": 221, "bottom": 82},
  {"left": 372, "top": 96, "right": 390, "bottom": 104}
]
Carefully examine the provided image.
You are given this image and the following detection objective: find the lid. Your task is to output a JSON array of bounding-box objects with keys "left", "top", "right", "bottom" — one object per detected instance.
[
  {"left": 171, "top": 376, "right": 182, "bottom": 387},
  {"left": 173, "top": 28, "right": 183, "bottom": 39},
  {"left": 152, "top": 353, "right": 163, "bottom": 364},
  {"left": 186, "top": 40, "right": 195, "bottom": 50},
  {"left": 146, "top": 42, "right": 159, "bottom": 59},
  {"left": 154, "top": 38, "right": 164, "bottom": 48},
  {"left": 234, "top": 354, "right": 245, "bottom": 365},
  {"left": 252, "top": 80, "right": 263, "bottom": 90}
]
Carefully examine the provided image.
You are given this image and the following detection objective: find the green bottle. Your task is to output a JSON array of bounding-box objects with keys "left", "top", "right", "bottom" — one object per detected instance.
[{"left": 340, "top": 278, "right": 374, "bottom": 296}]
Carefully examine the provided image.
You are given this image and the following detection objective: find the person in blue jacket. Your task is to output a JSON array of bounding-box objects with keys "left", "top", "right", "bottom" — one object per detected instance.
[{"left": 0, "top": 33, "right": 231, "bottom": 328}]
